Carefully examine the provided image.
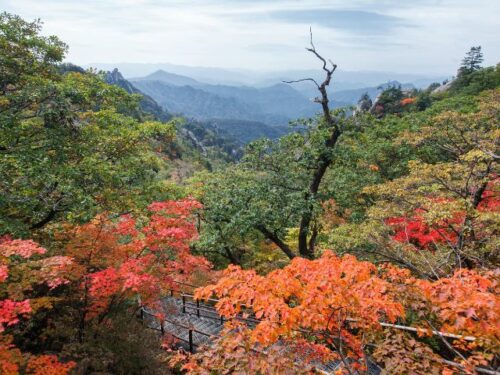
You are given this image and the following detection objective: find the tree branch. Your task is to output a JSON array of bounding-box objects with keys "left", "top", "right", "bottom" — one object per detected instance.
[
  {"left": 256, "top": 224, "right": 296, "bottom": 259},
  {"left": 283, "top": 78, "right": 319, "bottom": 89}
]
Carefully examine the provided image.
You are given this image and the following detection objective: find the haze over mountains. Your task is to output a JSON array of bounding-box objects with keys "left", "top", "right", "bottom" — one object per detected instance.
[
  {"left": 99, "top": 63, "right": 449, "bottom": 144},
  {"left": 131, "top": 70, "right": 323, "bottom": 125},
  {"left": 89, "top": 62, "right": 448, "bottom": 89}
]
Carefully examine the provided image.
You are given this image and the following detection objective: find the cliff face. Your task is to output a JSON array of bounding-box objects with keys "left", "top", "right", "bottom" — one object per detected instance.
[{"left": 105, "top": 68, "right": 172, "bottom": 122}]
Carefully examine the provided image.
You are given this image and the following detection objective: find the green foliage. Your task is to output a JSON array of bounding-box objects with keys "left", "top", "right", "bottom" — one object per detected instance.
[
  {"left": 0, "top": 13, "right": 67, "bottom": 90},
  {"left": 373, "top": 85, "right": 404, "bottom": 116},
  {"left": 415, "top": 91, "right": 432, "bottom": 111},
  {"left": 327, "top": 89, "right": 499, "bottom": 276},
  {"left": 450, "top": 64, "right": 500, "bottom": 95},
  {"left": 0, "top": 13, "right": 176, "bottom": 236},
  {"left": 458, "top": 46, "right": 484, "bottom": 75}
]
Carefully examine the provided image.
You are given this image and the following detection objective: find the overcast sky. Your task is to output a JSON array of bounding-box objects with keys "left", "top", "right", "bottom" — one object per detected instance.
[{"left": 3, "top": 0, "right": 499, "bottom": 75}]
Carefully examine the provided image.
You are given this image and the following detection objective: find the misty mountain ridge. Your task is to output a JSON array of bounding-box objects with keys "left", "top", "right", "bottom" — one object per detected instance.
[
  {"left": 133, "top": 69, "right": 200, "bottom": 86},
  {"left": 101, "top": 66, "right": 443, "bottom": 147},
  {"left": 88, "top": 62, "right": 448, "bottom": 89},
  {"left": 128, "top": 68, "right": 421, "bottom": 126},
  {"left": 102, "top": 68, "right": 291, "bottom": 147},
  {"left": 130, "top": 72, "right": 343, "bottom": 126},
  {"left": 104, "top": 68, "right": 172, "bottom": 122}
]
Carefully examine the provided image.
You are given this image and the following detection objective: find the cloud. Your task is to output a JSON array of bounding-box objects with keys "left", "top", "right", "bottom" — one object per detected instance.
[
  {"left": 2, "top": 0, "right": 499, "bottom": 75},
  {"left": 269, "top": 9, "right": 411, "bottom": 35}
]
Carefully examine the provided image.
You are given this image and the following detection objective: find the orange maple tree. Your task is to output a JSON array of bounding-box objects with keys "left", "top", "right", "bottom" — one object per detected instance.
[
  {"left": 0, "top": 198, "right": 211, "bottom": 373},
  {"left": 194, "top": 251, "right": 404, "bottom": 373},
  {"left": 188, "top": 251, "right": 499, "bottom": 374},
  {"left": 63, "top": 198, "right": 211, "bottom": 321}
]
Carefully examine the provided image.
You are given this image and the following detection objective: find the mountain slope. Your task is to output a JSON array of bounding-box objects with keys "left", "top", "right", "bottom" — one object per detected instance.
[
  {"left": 131, "top": 79, "right": 293, "bottom": 125},
  {"left": 196, "top": 82, "right": 320, "bottom": 120},
  {"left": 133, "top": 69, "right": 200, "bottom": 86},
  {"left": 105, "top": 69, "right": 287, "bottom": 146},
  {"left": 130, "top": 70, "right": 352, "bottom": 125},
  {"left": 104, "top": 68, "right": 172, "bottom": 121},
  {"left": 206, "top": 119, "right": 290, "bottom": 144}
]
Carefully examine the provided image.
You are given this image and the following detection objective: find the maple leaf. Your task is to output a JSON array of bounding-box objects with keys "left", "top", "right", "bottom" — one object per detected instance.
[
  {"left": 0, "top": 238, "right": 46, "bottom": 259},
  {"left": 25, "top": 355, "right": 75, "bottom": 375}
]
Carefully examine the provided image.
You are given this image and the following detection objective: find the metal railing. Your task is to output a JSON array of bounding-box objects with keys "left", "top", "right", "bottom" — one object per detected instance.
[
  {"left": 141, "top": 307, "right": 217, "bottom": 353},
  {"left": 150, "top": 281, "right": 500, "bottom": 375}
]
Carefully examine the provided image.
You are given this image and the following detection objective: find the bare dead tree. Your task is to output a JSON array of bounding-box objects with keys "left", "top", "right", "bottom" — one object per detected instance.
[{"left": 284, "top": 28, "right": 341, "bottom": 258}]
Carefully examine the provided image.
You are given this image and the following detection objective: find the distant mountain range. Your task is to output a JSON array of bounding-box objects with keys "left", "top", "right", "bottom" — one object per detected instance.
[
  {"left": 104, "top": 68, "right": 172, "bottom": 122},
  {"left": 87, "top": 62, "right": 449, "bottom": 89},
  {"left": 98, "top": 64, "right": 449, "bottom": 146},
  {"left": 103, "top": 68, "right": 289, "bottom": 146},
  {"left": 130, "top": 70, "right": 345, "bottom": 126}
]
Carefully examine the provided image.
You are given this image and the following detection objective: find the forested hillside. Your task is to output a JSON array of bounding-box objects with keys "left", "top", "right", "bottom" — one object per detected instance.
[{"left": 0, "top": 11, "right": 499, "bottom": 375}]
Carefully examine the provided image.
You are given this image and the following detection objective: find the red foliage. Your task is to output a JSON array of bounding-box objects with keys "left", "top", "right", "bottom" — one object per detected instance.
[
  {"left": 385, "top": 214, "right": 459, "bottom": 249},
  {"left": 386, "top": 186, "right": 498, "bottom": 250},
  {"left": 64, "top": 198, "right": 211, "bottom": 319},
  {"left": 0, "top": 198, "right": 210, "bottom": 373},
  {"left": 0, "top": 238, "right": 75, "bottom": 374},
  {"left": 0, "top": 300, "right": 31, "bottom": 332},
  {"left": 477, "top": 178, "right": 500, "bottom": 212},
  {"left": 0, "top": 237, "right": 46, "bottom": 258},
  {"left": 0, "top": 265, "right": 8, "bottom": 283}
]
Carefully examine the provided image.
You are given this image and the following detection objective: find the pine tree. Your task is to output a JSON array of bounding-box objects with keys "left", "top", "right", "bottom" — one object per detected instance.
[{"left": 459, "top": 46, "right": 483, "bottom": 75}]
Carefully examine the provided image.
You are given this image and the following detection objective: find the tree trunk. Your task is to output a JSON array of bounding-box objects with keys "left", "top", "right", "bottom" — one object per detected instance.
[
  {"left": 284, "top": 29, "right": 340, "bottom": 259},
  {"left": 256, "top": 225, "right": 296, "bottom": 259}
]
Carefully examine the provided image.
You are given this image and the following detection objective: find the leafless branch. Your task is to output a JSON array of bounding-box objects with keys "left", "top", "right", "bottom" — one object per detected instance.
[{"left": 283, "top": 77, "right": 319, "bottom": 89}]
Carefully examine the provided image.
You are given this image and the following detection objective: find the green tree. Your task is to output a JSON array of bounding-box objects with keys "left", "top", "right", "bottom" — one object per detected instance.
[
  {"left": 0, "top": 13, "right": 175, "bottom": 236},
  {"left": 372, "top": 85, "right": 404, "bottom": 117},
  {"left": 458, "top": 46, "right": 483, "bottom": 76}
]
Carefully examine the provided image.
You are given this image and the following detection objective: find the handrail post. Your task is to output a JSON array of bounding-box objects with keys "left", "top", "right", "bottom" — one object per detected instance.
[
  {"left": 188, "top": 329, "right": 194, "bottom": 353},
  {"left": 182, "top": 295, "right": 186, "bottom": 313},
  {"left": 196, "top": 299, "right": 200, "bottom": 317}
]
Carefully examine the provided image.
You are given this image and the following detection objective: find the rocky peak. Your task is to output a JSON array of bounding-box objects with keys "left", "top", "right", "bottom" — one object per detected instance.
[{"left": 105, "top": 68, "right": 126, "bottom": 85}]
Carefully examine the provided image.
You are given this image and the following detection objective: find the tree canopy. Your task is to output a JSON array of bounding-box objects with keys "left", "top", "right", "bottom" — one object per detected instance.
[
  {"left": 0, "top": 12, "right": 499, "bottom": 375},
  {"left": 0, "top": 13, "right": 176, "bottom": 236}
]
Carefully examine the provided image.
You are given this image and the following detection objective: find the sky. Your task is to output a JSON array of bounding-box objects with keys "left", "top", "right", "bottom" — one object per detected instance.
[{"left": 2, "top": 0, "right": 499, "bottom": 75}]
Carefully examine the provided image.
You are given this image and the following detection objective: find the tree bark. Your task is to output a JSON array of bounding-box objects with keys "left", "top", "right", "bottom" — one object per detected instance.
[
  {"left": 256, "top": 225, "right": 296, "bottom": 259},
  {"left": 224, "top": 246, "right": 242, "bottom": 265},
  {"left": 30, "top": 208, "right": 57, "bottom": 229},
  {"left": 293, "top": 30, "right": 339, "bottom": 258}
]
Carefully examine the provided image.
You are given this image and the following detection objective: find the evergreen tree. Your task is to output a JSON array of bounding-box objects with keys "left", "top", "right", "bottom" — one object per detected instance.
[{"left": 458, "top": 46, "right": 483, "bottom": 76}]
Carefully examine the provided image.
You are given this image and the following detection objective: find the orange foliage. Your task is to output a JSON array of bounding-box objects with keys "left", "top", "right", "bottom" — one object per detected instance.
[
  {"left": 25, "top": 355, "right": 75, "bottom": 375},
  {"left": 170, "top": 321, "right": 310, "bottom": 374},
  {"left": 196, "top": 251, "right": 404, "bottom": 368},
  {"left": 193, "top": 251, "right": 499, "bottom": 373},
  {"left": 400, "top": 97, "right": 416, "bottom": 105},
  {"left": 417, "top": 269, "right": 499, "bottom": 345},
  {"left": 0, "top": 198, "right": 210, "bottom": 373},
  {"left": 63, "top": 198, "right": 211, "bottom": 319}
]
